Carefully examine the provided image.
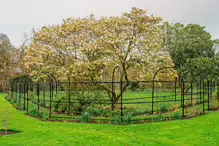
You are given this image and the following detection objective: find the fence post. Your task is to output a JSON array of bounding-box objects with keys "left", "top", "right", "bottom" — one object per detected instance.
[
  {"left": 200, "top": 81, "right": 202, "bottom": 102},
  {"left": 52, "top": 81, "right": 54, "bottom": 117},
  {"left": 203, "top": 81, "right": 205, "bottom": 113},
  {"left": 23, "top": 82, "right": 26, "bottom": 110},
  {"left": 37, "top": 83, "right": 40, "bottom": 112},
  {"left": 182, "top": 81, "right": 185, "bottom": 117},
  {"left": 49, "top": 82, "right": 51, "bottom": 118},
  {"left": 19, "top": 82, "right": 21, "bottom": 104},
  {"left": 120, "top": 80, "right": 123, "bottom": 122},
  {"left": 43, "top": 83, "right": 46, "bottom": 106},
  {"left": 152, "top": 80, "right": 154, "bottom": 114},
  {"left": 27, "top": 82, "right": 29, "bottom": 114},
  {"left": 180, "top": 80, "right": 183, "bottom": 108},
  {"left": 49, "top": 81, "right": 53, "bottom": 118},
  {"left": 111, "top": 80, "right": 114, "bottom": 117},
  {"left": 11, "top": 82, "right": 13, "bottom": 99},
  {"left": 175, "top": 78, "right": 177, "bottom": 102},
  {"left": 16, "top": 83, "right": 18, "bottom": 103},
  {"left": 208, "top": 81, "right": 210, "bottom": 111},
  {"left": 210, "top": 80, "right": 213, "bottom": 107},
  {"left": 68, "top": 81, "right": 71, "bottom": 114},
  {"left": 190, "top": 82, "right": 193, "bottom": 105}
]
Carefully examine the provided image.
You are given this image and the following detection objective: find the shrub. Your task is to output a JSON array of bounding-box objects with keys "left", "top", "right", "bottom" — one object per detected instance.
[
  {"left": 29, "top": 108, "right": 40, "bottom": 117},
  {"left": 71, "top": 104, "right": 84, "bottom": 115},
  {"left": 130, "top": 82, "right": 140, "bottom": 91},
  {"left": 111, "top": 113, "right": 133, "bottom": 125},
  {"left": 123, "top": 113, "right": 133, "bottom": 124},
  {"left": 17, "top": 103, "right": 24, "bottom": 110},
  {"left": 53, "top": 89, "right": 109, "bottom": 115},
  {"left": 40, "top": 112, "right": 49, "bottom": 120},
  {"left": 54, "top": 100, "right": 68, "bottom": 114},
  {"left": 84, "top": 106, "right": 95, "bottom": 115},
  {"left": 29, "top": 108, "right": 49, "bottom": 120},
  {"left": 123, "top": 108, "right": 136, "bottom": 115},
  {"left": 5, "top": 95, "right": 9, "bottom": 100},
  {"left": 53, "top": 96, "right": 67, "bottom": 113},
  {"left": 98, "top": 109, "right": 112, "bottom": 117},
  {"left": 184, "top": 100, "right": 191, "bottom": 107},
  {"left": 79, "top": 112, "right": 91, "bottom": 123},
  {"left": 157, "top": 115, "right": 165, "bottom": 121},
  {"left": 160, "top": 104, "right": 169, "bottom": 112},
  {"left": 186, "top": 106, "right": 203, "bottom": 117},
  {"left": 192, "top": 98, "right": 196, "bottom": 106},
  {"left": 209, "top": 96, "right": 218, "bottom": 110},
  {"left": 111, "top": 115, "right": 123, "bottom": 125},
  {"left": 171, "top": 104, "right": 179, "bottom": 112},
  {"left": 173, "top": 112, "right": 182, "bottom": 120},
  {"left": 10, "top": 99, "right": 17, "bottom": 104},
  {"left": 152, "top": 114, "right": 165, "bottom": 122}
]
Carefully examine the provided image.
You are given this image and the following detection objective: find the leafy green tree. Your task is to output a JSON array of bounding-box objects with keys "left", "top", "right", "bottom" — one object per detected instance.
[
  {"left": 213, "top": 39, "right": 219, "bottom": 55},
  {"left": 164, "top": 23, "right": 215, "bottom": 70},
  {"left": 183, "top": 56, "right": 219, "bottom": 79}
]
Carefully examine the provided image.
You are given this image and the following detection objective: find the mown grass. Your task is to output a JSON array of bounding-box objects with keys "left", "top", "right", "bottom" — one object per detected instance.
[{"left": 1, "top": 93, "right": 219, "bottom": 145}]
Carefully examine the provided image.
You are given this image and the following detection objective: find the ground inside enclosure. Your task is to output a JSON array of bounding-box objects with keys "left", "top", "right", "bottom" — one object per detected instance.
[
  {"left": 1, "top": 93, "right": 219, "bottom": 145},
  {"left": 12, "top": 80, "right": 216, "bottom": 123}
]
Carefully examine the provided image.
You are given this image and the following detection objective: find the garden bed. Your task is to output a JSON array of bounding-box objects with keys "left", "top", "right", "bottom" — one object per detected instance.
[{"left": 0, "top": 129, "right": 20, "bottom": 136}]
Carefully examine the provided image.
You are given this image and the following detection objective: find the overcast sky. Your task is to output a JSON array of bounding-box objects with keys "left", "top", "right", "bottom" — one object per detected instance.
[{"left": 0, "top": 0, "right": 219, "bottom": 46}]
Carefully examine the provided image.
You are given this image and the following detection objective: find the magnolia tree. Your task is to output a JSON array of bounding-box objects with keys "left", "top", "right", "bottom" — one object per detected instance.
[{"left": 23, "top": 8, "right": 175, "bottom": 103}]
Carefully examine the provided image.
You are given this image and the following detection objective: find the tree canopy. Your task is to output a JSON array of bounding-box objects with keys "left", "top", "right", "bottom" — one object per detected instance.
[
  {"left": 164, "top": 22, "right": 215, "bottom": 70},
  {"left": 23, "top": 8, "right": 175, "bottom": 83},
  {"left": 0, "top": 33, "right": 20, "bottom": 91},
  {"left": 22, "top": 8, "right": 178, "bottom": 102}
]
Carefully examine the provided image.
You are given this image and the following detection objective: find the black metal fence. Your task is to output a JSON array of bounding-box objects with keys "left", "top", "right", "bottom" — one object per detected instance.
[
  {"left": 5, "top": 66, "right": 218, "bottom": 124},
  {"left": 7, "top": 75, "right": 219, "bottom": 124}
]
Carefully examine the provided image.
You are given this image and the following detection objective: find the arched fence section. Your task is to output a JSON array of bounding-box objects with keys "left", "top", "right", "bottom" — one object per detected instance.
[
  {"left": 6, "top": 67, "right": 219, "bottom": 124},
  {"left": 209, "top": 76, "right": 219, "bottom": 110},
  {"left": 150, "top": 67, "right": 186, "bottom": 121},
  {"left": 112, "top": 65, "right": 123, "bottom": 119}
]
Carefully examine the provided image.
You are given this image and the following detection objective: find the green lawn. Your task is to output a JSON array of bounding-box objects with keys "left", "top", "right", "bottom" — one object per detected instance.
[{"left": 1, "top": 93, "right": 219, "bottom": 146}]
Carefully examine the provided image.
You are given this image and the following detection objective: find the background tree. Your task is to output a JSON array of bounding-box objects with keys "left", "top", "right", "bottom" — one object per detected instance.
[
  {"left": 183, "top": 56, "right": 219, "bottom": 78},
  {"left": 164, "top": 23, "right": 215, "bottom": 71},
  {"left": 213, "top": 39, "right": 219, "bottom": 55},
  {"left": 0, "top": 33, "right": 20, "bottom": 91},
  {"left": 0, "top": 34, "right": 10, "bottom": 43}
]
